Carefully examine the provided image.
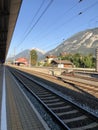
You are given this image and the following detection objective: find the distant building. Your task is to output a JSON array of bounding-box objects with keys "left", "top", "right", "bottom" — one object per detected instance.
[
  {"left": 51, "top": 59, "right": 74, "bottom": 68},
  {"left": 59, "top": 52, "right": 69, "bottom": 57},
  {"left": 96, "top": 48, "right": 98, "bottom": 72},
  {"left": 15, "top": 57, "right": 28, "bottom": 66},
  {"left": 45, "top": 55, "right": 57, "bottom": 64}
]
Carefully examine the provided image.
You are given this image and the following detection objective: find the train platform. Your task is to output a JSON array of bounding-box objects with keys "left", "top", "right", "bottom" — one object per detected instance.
[{"left": 0, "top": 66, "right": 50, "bottom": 130}]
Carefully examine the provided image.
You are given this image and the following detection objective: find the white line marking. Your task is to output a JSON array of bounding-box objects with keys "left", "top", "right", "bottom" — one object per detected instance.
[
  {"left": 10, "top": 70, "right": 50, "bottom": 130},
  {"left": 1, "top": 67, "right": 7, "bottom": 130}
]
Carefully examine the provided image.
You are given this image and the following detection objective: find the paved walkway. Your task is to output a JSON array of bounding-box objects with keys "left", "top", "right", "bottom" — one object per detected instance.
[{"left": 0, "top": 66, "right": 49, "bottom": 130}]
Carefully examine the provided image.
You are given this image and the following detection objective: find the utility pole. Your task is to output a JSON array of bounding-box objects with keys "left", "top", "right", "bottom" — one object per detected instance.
[
  {"left": 13, "top": 47, "right": 16, "bottom": 64},
  {"left": 60, "top": 56, "right": 62, "bottom": 75},
  {"left": 29, "top": 50, "right": 31, "bottom": 67},
  {"left": 96, "top": 48, "right": 98, "bottom": 72},
  {"left": 58, "top": 53, "right": 62, "bottom": 75}
]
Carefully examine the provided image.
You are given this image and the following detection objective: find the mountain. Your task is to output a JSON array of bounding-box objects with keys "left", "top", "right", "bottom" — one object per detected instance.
[
  {"left": 7, "top": 48, "right": 45, "bottom": 62},
  {"left": 31, "top": 48, "right": 46, "bottom": 60},
  {"left": 7, "top": 27, "right": 98, "bottom": 63},
  {"left": 46, "top": 28, "right": 98, "bottom": 56},
  {"left": 31, "top": 48, "right": 45, "bottom": 54}
]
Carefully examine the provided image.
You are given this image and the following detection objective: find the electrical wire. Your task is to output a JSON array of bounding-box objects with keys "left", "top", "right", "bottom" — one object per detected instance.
[
  {"left": 13, "top": 0, "right": 98, "bottom": 55},
  {"left": 22, "top": 0, "right": 46, "bottom": 37},
  {"left": 16, "top": 0, "right": 54, "bottom": 48},
  {"left": 16, "top": 0, "right": 82, "bottom": 50},
  {"left": 35, "top": 0, "right": 98, "bottom": 49},
  {"left": 32, "top": 0, "right": 84, "bottom": 43},
  {"left": 83, "top": 0, "right": 98, "bottom": 13}
]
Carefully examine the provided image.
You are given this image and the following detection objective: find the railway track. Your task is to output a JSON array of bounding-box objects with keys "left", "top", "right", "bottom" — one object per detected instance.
[
  {"left": 58, "top": 74, "right": 98, "bottom": 97},
  {"left": 14, "top": 66, "right": 98, "bottom": 97},
  {"left": 8, "top": 67, "right": 98, "bottom": 130},
  {"left": 64, "top": 73, "right": 98, "bottom": 83},
  {"left": 14, "top": 66, "right": 58, "bottom": 80}
]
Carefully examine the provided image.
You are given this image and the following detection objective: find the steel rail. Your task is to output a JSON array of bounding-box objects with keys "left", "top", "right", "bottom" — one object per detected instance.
[{"left": 7, "top": 67, "right": 98, "bottom": 130}]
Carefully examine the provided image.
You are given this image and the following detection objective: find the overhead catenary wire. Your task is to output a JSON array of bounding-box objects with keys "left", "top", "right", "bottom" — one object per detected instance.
[
  {"left": 31, "top": 0, "right": 84, "bottom": 44},
  {"left": 34, "top": 0, "right": 98, "bottom": 51},
  {"left": 16, "top": 0, "right": 54, "bottom": 48},
  {"left": 82, "top": 0, "right": 98, "bottom": 13},
  {"left": 10, "top": 0, "right": 98, "bottom": 56},
  {"left": 22, "top": 0, "right": 46, "bottom": 38},
  {"left": 54, "top": 0, "right": 98, "bottom": 32},
  {"left": 15, "top": 0, "right": 83, "bottom": 52}
]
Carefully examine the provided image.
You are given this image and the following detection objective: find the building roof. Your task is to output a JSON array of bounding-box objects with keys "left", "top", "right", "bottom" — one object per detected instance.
[
  {"left": 0, "top": 0, "right": 22, "bottom": 63},
  {"left": 15, "top": 57, "right": 28, "bottom": 63},
  {"left": 46, "top": 55, "right": 57, "bottom": 58},
  {"left": 51, "top": 60, "right": 73, "bottom": 64}
]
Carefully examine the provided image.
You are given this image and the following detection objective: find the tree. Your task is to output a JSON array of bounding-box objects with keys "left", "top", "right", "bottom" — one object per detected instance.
[
  {"left": 58, "top": 53, "right": 95, "bottom": 68},
  {"left": 70, "top": 53, "right": 81, "bottom": 67},
  {"left": 30, "top": 49, "right": 38, "bottom": 66},
  {"left": 83, "top": 54, "right": 94, "bottom": 68}
]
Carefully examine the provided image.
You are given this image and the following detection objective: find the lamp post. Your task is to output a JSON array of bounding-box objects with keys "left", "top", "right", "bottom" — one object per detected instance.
[
  {"left": 29, "top": 51, "right": 31, "bottom": 67},
  {"left": 58, "top": 53, "right": 62, "bottom": 75},
  {"left": 96, "top": 48, "right": 98, "bottom": 72},
  {"left": 13, "top": 47, "right": 16, "bottom": 64},
  {"left": 59, "top": 56, "right": 61, "bottom": 75}
]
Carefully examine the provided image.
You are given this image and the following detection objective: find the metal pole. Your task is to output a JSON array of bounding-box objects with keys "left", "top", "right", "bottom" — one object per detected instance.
[
  {"left": 96, "top": 48, "right": 98, "bottom": 72},
  {"left": 29, "top": 50, "right": 31, "bottom": 67},
  {"left": 60, "top": 57, "right": 61, "bottom": 75},
  {"left": 14, "top": 47, "right": 16, "bottom": 64}
]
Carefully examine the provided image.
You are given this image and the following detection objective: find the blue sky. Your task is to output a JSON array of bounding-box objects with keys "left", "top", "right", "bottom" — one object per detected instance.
[{"left": 7, "top": 0, "right": 98, "bottom": 58}]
